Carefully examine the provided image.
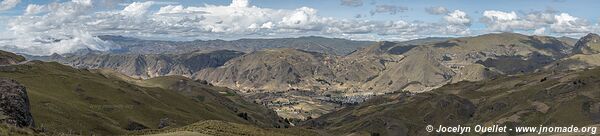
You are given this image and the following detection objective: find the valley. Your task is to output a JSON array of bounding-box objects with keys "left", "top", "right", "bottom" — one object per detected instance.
[
  {"left": 0, "top": 0, "right": 599, "bottom": 135},
  {"left": 39, "top": 33, "right": 584, "bottom": 120},
  {"left": 1, "top": 32, "right": 600, "bottom": 135}
]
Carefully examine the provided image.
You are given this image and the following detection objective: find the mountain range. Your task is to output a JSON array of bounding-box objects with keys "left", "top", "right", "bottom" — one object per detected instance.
[
  {"left": 30, "top": 33, "right": 596, "bottom": 120},
  {"left": 302, "top": 65, "right": 600, "bottom": 135},
  {"left": 196, "top": 33, "right": 575, "bottom": 93},
  {"left": 97, "top": 35, "right": 375, "bottom": 55},
  {"left": 2, "top": 32, "right": 600, "bottom": 135},
  {"left": 0, "top": 51, "right": 292, "bottom": 135}
]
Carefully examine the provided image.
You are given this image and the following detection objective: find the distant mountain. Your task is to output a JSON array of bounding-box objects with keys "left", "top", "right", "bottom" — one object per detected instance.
[
  {"left": 197, "top": 33, "right": 573, "bottom": 93},
  {"left": 40, "top": 50, "right": 244, "bottom": 79},
  {"left": 0, "top": 50, "right": 26, "bottom": 65},
  {"left": 195, "top": 48, "right": 337, "bottom": 92},
  {"left": 303, "top": 67, "right": 600, "bottom": 135},
  {"left": 573, "top": 33, "right": 600, "bottom": 54},
  {"left": 190, "top": 33, "right": 576, "bottom": 120},
  {"left": 98, "top": 35, "right": 374, "bottom": 55},
  {"left": 545, "top": 33, "right": 600, "bottom": 71},
  {"left": 36, "top": 33, "right": 581, "bottom": 120},
  {"left": 557, "top": 36, "right": 578, "bottom": 46}
]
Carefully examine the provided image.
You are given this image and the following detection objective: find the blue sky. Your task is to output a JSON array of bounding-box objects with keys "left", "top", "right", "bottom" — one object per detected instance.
[{"left": 0, "top": 0, "right": 599, "bottom": 55}]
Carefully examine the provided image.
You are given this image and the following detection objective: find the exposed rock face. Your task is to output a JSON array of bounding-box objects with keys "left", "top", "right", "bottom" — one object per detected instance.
[
  {"left": 195, "top": 48, "right": 337, "bottom": 92},
  {"left": 48, "top": 50, "right": 244, "bottom": 79},
  {"left": 158, "top": 118, "right": 173, "bottom": 129},
  {"left": 0, "top": 50, "right": 26, "bottom": 65},
  {"left": 544, "top": 33, "right": 600, "bottom": 71},
  {"left": 196, "top": 33, "right": 571, "bottom": 93},
  {"left": 0, "top": 78, "right": 34, "bottom": 128},
  {"left": 126, "top": 121, "right": 148, "bottom": 131},
  {"left": 573, "top": 33, "right": 600, "bottom": 54},
  {"left": 302, "top": 67, "right": 600, "bottom": 135},
  {"left": 98, "top": 35, "right": 374, "bottom": 55}
]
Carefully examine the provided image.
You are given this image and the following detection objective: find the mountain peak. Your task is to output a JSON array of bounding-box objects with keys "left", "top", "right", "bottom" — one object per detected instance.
[
  {"left": 573, "top": 33, "right": 600, "bottom": 54},
  {"left": 582, "top": 33, "right": 600, "bottom": 39}
]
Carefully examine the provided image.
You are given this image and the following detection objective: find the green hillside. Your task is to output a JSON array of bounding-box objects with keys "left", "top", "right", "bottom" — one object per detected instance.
[
  {"left": 132, "top": 120, "right": 323, "bottom": 136},
  {"left": 0, "top": 61, "right": 286, "bottom": 135},
  {"left": 303, "top": 68, "right": 600, "bottom": 135}
]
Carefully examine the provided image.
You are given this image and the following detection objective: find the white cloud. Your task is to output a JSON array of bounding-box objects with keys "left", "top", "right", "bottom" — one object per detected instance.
[
  {"left": 230, "top": 0, "right": 249, "bottom": 8},
  {"left": 121, "top": 1, "right": 153, "bottom": 16},
  {"left": 533, "top": 27, "right": 546, "bottom": 35},
  {"left": 279, "top": 7, "right": 323, "bottom": 30},
  {"left": 481, "top": 10, "right": 536, "bottom": 31},
  {"left": 3, "top": 0, "right": 112, "bottom": 55},
  {"left": 426, "top": 6, "right": 448, "bottom": 15},
  {"left": 0, "top": 0, "right": 20, "bottom": 11},
  {"left": 24, "top": 4, "right": 47, "bottom": 15},
  {"left": 480, "top": 10, "right": 592, "bottom": 34},
  {"left": 2, "top": 0, "right": 473, "bottom": 55},
  {"left": 340, "top": 0, "right": 363, "bottom": 7},
  {"left": 484, "top": 10, "right": 517, "bottom": 21},
  {"left": 370, "top": 5, "right": 408, "bottom": 15},
  {"left": 444, "top": 10, "right": 470, "bottom": 26},
  {"left": 550, "top": 13, "right": 589, "bottom": 33}
]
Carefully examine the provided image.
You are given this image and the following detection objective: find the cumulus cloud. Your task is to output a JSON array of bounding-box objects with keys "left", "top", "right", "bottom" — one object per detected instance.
[
  {"left": 426, "top": 6, "right": 448, "bottom": 15},
  {"left": 440, "top": 10, "right": 471, "bottom": 35},
  {"left": 3, "top": 0, "right": 113, "bottom": 55},
  {"left": 533, "top": 27, "right": 546, "bottom": 35},
  {"left": 550, "top": 13, "right": 590, "bottom": 33},
  {"left": 0, "top": 0, "right": 20, "bottom": 11},
  {"left": 480, "top": 10, "right": 536, "bottom": 31},
  {"left": 340, "top": 0, "right": 363, "bottom": 7},
  {"left": 2, "top": 0, "right": 473, "bottom": 55},
  {"left": 480, "top": 10, "right": 592, "bottom": 34},
  {"left": 444, "top": 10, "right": 470, "bottom": 26},
  {"left": 370, "top": 5, "right": 408, "bottom": 15},
  {"left": 24, "top": 4, "right": 47, "bottom": 15},
  {"left": 121, "top": 1, "right": 154, "bottom": 16}
]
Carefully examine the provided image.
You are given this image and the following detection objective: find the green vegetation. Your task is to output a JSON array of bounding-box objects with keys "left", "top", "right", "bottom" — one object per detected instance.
[
  {"left": 0, "top": 50, "right": 26, "bottom": 62},
  {"left": 132, "top": 120, "right": 322, "bottom": 136},
  {"left": 0, "top": 61, "right": 285, "bottom": 135},
  {"left": 0, "top": 124, "right": 38, "bottom": 136},
  {"left": 303, "top": 68, "right": 600, "bottom": 135}
]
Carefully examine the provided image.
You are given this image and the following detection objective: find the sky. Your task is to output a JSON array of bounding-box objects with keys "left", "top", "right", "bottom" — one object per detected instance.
[{"left": 0, "top": 0, "right": 598, "bottom": 55}]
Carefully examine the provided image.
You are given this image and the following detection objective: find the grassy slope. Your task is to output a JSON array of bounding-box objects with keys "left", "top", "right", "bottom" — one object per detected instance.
[
  {"left": 0, "top": 124, "right": 38, "bottom": 136},
  {"left": 0, "top": 61, "right": 284, "bottom": 135},
  {"left": 303, "top": 68, "right": 600, "bottom": 136},
  {"left": 0, "top": 50, "right": 26, "bottom": 62},
  {"left": 133, "top": 120, "right": 323, "bottom": 136}
]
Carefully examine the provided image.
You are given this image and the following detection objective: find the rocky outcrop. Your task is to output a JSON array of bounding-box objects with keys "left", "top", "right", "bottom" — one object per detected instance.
[
  {"left": 47, "top": 50, "right": 244, "bottom": 79},
  {"left": 573, "top": 33, "right": 600, "bottom": 54},
  {"left": 544, "top": 33, "right": 600, "bottom": 71},
  {"left": 0, "top": 78, "right": 34, "bottom": 128},
  {"left": 195, "top": 48, "right": 337, "bottom": 92},
  {"left": 196, "top": 33, "right": 572, "bottom": 93},
  {"left": 0, "top": 50, "right": 26, "bottom": 65}
]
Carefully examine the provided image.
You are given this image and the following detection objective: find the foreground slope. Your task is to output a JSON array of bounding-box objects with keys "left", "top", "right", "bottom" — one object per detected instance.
[
  {"left": 303, "top": 67, "right": 600, "bottom": 135},
  {"left": 132, "top": 120, "right": 323, "bottom": 136},
  {"left": 0, "top": 59, "right": 286, "bottom": 135}
]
